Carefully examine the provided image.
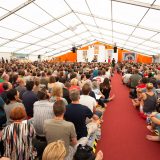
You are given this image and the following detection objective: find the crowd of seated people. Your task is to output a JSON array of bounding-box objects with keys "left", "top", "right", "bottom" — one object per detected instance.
[
  {"left": 120, "top": 62, "right": 160, "bottom": 142},
  {"left": 0, "top": 60, "right": 116, "bottom": 160}
]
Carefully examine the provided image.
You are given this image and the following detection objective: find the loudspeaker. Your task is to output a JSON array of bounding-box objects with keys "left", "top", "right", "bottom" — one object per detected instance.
[
  {"left": 114, "top": 46, "right": 117, "bottom": 53},
  {"left": 71, "top": 47, "right": 77, "bottom": 53},
  {"left": 38, "top": 55, "right": 41, "bottom": 59}
]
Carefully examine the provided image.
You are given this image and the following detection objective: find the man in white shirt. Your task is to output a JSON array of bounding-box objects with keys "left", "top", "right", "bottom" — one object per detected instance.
[
  {"left": 105, "top": 68, "right": 111, "bottom": 79},
  {"left": 80, "top": 83, "right": 97, "bottom": 113},
  {"left": 33, "top": 90, "right": 54, "bottom": 137},
  {"left": 33, "top": 90, "right": 54, "bottom": 159},
  {"left": 122, "top": 70, "right": 132, "bottom": 86},
  {"left": 93, "top": 71, "right": 104, "bottom": 84}
]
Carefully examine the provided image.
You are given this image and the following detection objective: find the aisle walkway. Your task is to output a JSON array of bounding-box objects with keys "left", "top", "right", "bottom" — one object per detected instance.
[{"left": 97, "top": 73, "right": 160, "bottom": 160}]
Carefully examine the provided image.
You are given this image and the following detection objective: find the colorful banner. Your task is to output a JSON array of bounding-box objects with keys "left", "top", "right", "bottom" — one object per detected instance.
[{"left": 123, "top": 52, "right": 136, "bottom": 61}]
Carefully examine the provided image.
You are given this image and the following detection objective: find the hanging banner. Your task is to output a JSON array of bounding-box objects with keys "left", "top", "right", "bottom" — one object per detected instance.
[{"left": 123, "top": 52, "right": 136, "bottom": 61}]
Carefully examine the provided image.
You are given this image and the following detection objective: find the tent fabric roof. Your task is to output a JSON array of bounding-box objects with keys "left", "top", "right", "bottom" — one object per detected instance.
[{"left": 0, "top": 0, "right": 160, "bottom": 56}]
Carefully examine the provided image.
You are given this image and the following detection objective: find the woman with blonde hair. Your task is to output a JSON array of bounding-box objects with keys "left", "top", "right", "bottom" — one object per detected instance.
[
  {"left": 50, "top": 83, "right": 68, "bottom": 105},
  {"left": 33, "top": 77, "right": 41, "bottom": 94},
  {"left": 69, "top": 78, "right": 80, "bottom": 91},
  {"left": 42, "top": 140, "right": 66, "bottom": 160},
  {"left": 154, "top": 70, "right": 160, "bottom": 81},
  {"left": 92, "top": 80, "right": 104, "bottom": 99},
  {"left": 47, "top": 76, "right": 56, "bottom": 93},
  {"left": 42, "top": 141, "right": 103, "bottom": 160}
]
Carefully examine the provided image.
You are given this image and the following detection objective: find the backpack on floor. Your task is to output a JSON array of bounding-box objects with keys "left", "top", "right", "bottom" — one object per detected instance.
[{"left": 74, "top": 144, "right": 95, "bottom": 160}]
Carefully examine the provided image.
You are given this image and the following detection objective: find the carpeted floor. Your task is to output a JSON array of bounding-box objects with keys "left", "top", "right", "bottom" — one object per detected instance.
[{"left": 97, "top": 73, "right": 160, "bottom": 160}]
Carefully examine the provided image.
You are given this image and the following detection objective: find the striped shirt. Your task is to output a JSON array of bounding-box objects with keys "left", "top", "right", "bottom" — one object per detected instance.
[
  {"left": 2, "top": 120, "right": 36, "bottom": 160},
  {"left": 33, "top": 100, "right": 54, "bottom": 137}
]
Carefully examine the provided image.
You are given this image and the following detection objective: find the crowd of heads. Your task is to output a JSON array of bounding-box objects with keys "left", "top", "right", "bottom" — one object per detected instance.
[
  {"left": 121, "top": 61, "right": 160, "bottom": 142},
  {"left": 1, "top": 59, "right": 160, "bottom": 159}
]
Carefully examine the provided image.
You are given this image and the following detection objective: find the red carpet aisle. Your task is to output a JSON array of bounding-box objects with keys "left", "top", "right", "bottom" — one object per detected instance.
[{"left": 97, "top": 73, "right": 160, "bottom": 160}]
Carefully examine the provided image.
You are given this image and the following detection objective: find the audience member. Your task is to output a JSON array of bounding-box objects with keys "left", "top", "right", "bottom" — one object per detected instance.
[
  {"left": 1, "top": 106, "right": 36, "bottom": 160},
  {"left": 93, "top": 71, "right": 104, "bottom": 84},
  {"left": 42, "top": 140, "right": 66, "bottom": 160},
  {"left": 146, "top": 112, "right": 160, "bottom": 141},
  {"left": 0, "top": 97, "right": 6, "bottom": 128},
  {"left": 63, "top": 82, "right": 71, "bottom": 104},
  {"left": 50, "top": 82, "right": 68, "bottom": 105},
  {"left": 0, "top": 83, "right": 10, "bottom": 104},
  {"left": 139, "top": 83, "right": 157, "bottom": 114},
  {"left": 47, "top": 76, "right": 56, "bottom": 93},
  {"left": 33, "top": 90, "right": 54, "bottom": 137},
  {"left": 100, "top": 78, "right": 114, "bottom": 101},
  {"left": 129, "top": 69, "right": 142, "bottom": 99},
  {"left": 22, "top": 81, "right": 38, "bottom": 118},
  {"left": 69, "top": 78, "right": 80, "bottom": 91},
  {"left": 80, "top": 83, "right": 97, "bottom": 113},
  {"left": 64, "top": 89, "right": 93, "bottom": 140},
  {"left": 44, "top": 100, "right": 77, "bottom": 160},
  {"left": 4, "top": 89, "right": 24, "bottom": 125},
  {"left": 33, "top": 77, "right": 41, "bottom": 94},
  {"left": 15, "top": 78, "right": 26, "bottom": 99}
]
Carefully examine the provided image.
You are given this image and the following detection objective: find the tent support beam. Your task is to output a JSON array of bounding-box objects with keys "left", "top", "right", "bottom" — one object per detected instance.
[
  {"left": 0, "top": 0, "right": 35, "bottom": 21},
  {"left": 112, "top": 0, "right": 160, "bottom": 10}
]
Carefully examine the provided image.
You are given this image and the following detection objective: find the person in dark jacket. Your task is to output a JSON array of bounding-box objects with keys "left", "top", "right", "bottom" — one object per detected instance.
[{"left": 22, "top": 81, "right": 38, "bottom": 118}]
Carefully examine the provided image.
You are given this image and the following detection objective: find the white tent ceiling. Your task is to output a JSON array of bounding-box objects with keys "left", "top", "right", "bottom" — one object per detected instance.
[{"left": 0, "top": 0, "right": 160, "bottom": 57}]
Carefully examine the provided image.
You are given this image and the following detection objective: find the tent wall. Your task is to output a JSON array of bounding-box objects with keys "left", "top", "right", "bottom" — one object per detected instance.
[
  {"left": 29, "top": 55, "right": 50, "bottom": 61},
  {"left": 0, "top": 53, "right": 12, "bottom": 60},
  {"left": 0, "top": 53, "right": 51, "bottom": 62},
  {"left": 28, "top": 55, "right": 39, "bottom": 61},
  {"left": 136, "top": 54, "right": 152, "bottom": 63},
  {"left": 51, "top": 52, "right": 77, "bottom": 62}
]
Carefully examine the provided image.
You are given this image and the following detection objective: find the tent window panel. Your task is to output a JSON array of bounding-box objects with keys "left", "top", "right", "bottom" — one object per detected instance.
[
  {"left": 113, "top": 1, "right": 147, "bottom": 25},
  {"left": 44, "top": 21, "right": 66, "bottom": 33},
  {"left": 0, "top": 0, "right": 26, "bottom": 11},
  {"left": 87, "top": 0, "right": 111, "bottom": 19},
  {"left": 140, "top": 9, "right": 160, "bottom": 31},
  {"left": 35, "top": 0, "right": 71, "bottom": 18},
  {"left": 0, "top": 14, "right": 37, "bottom": 32},
  {"left": 29, "top": 28, "right": 53, "bottom": 39},
  {"left": 67, "top": 0, "right": 89, "bottom": 14},
  {"left": 113, "top": 22, "right": 135, "bottom": 35}
]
